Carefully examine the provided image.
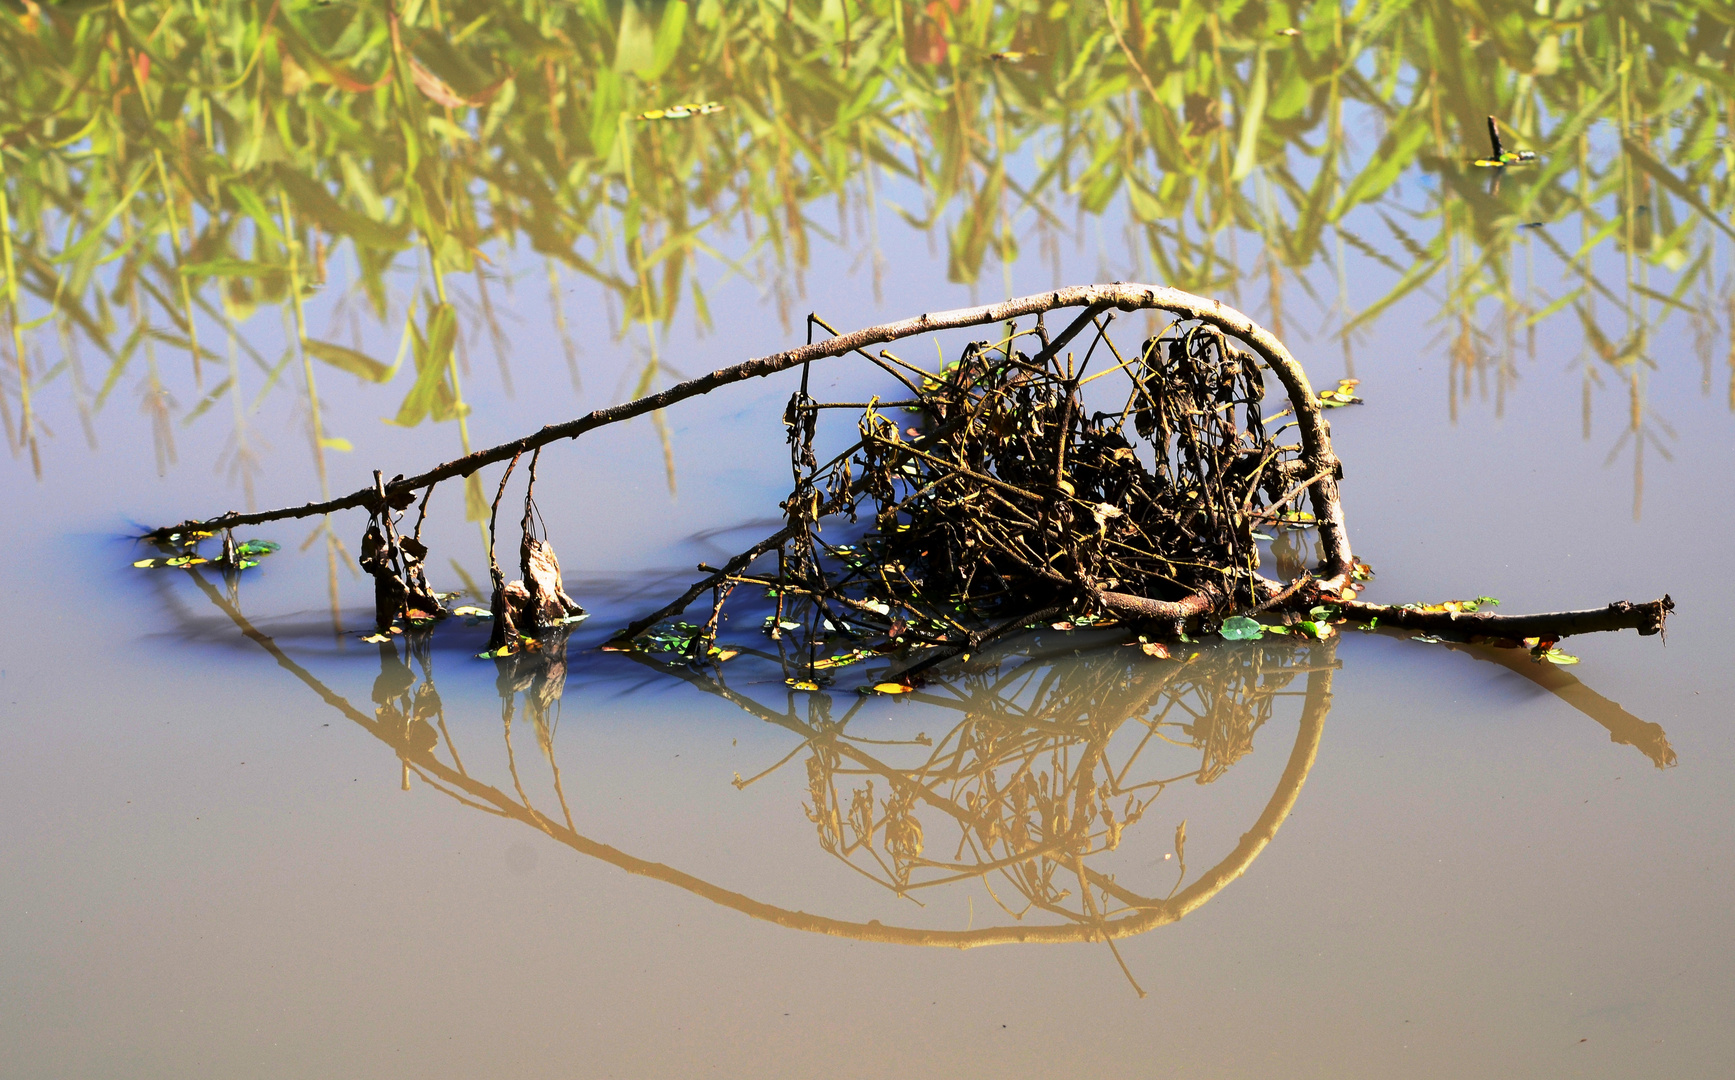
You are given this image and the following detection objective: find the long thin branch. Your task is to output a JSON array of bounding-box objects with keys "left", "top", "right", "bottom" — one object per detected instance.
[
  {"left": 1336, "top": 595, "right": 1673, "bottom": 640},
  {"left": 144, "top": 284, "right": 1352, "bottom": 581}
]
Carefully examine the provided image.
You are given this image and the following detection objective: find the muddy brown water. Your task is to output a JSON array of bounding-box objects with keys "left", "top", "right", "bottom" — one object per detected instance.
[{"left": 4, "top": 13, "right": 1734, "bottom": 1080}]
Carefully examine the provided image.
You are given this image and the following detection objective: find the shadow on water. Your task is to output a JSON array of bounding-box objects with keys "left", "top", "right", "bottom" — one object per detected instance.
[{"left": 177, "top": 559, "right": 1673, "bottom": 994}]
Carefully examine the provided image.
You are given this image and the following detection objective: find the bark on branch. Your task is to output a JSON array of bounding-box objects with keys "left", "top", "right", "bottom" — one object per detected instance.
[{"left": 1335, "top": 595, "right": 1674, "bottom": 640}]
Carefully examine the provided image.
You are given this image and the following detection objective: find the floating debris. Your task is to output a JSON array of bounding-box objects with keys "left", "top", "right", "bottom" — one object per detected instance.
[
  {"left": 1471, "top": 115, "right": 1537, "bottom": 168},
  {"left": 637, "top": 101, "right": 724, "bottom": 121},
  {"left": 143, "top": 286, "right": 1672, "bottom": 680},
  {"left": 134, "top": 534, "right": 278, "bottom": 570}
]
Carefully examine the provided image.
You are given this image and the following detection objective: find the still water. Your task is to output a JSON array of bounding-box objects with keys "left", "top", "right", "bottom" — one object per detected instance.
[{"left": 1, "top": 3, "right": 1732, "bottom": 1077}]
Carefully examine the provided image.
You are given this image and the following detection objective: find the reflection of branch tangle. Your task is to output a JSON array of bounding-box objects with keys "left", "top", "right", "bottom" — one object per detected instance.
[
  {"left": 188, "top": 566, "right": 1330, "bottom": 956},
  {"left": 688, "top": 646, "right": 1323, "bottom": 930},
  {"left": 178, "top": 561, "right": 1678, "bottom": 1000}
]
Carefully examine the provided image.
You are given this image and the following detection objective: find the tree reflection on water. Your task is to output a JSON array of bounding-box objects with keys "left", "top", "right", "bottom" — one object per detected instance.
[{"left": 2, "top": 0, "right": 1732, "bottom": 520}]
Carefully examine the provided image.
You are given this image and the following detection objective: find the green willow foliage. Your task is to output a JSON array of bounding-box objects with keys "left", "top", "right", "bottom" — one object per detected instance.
[{"left": 0, "top": 0, "right": 1731, "bottom": 508}]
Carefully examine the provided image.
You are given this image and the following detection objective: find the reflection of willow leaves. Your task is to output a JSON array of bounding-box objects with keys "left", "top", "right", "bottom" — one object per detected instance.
[
  {"left": 1, "top": 6, "right": 1731, "bottom": 360},
  {"left": 2, "top": 2, "right": 1729, "bottom": 522}
]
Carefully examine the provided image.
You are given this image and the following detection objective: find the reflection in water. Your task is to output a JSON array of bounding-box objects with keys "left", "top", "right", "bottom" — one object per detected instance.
[
  {"left": 189, "top": 565, "right": 1327, "bottom": 993},
  {"left": 1426, "top": 633, "right": 1676, "bottom": 769},
  {"left": 181, "top": 566, "right": 1673, "bottom": 995},
  {"left": 664, "top": 641, "right": 1325, "bottom": 912},
  {"left": 2, "top": 1, "right": 1733, "bottom": 516}
]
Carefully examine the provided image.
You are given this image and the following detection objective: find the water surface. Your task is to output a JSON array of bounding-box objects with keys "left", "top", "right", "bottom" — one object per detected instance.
[{"left": 2, "top": 3, "right": 1732, "bottom": 1077}]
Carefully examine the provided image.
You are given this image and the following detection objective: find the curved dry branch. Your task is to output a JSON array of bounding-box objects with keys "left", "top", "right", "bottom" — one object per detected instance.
[{"left": 145, "top": 284, "right": 1352, "bottom": 584}]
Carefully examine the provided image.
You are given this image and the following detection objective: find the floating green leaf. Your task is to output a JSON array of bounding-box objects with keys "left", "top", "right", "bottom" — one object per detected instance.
[
  {"left": 1219, "top": 616, "right": 1265, "bottom": 641},
  {"left": 1317, "top": 378, "right": 1364, "bottom": 408},
  {"left": 812, "top": 650, "right": 868, "bottom": 670}
]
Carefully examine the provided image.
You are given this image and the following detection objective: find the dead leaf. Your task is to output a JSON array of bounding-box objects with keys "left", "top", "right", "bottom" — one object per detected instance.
[{"left": 408, "top": 59, "right": 503, "bottom": 109}]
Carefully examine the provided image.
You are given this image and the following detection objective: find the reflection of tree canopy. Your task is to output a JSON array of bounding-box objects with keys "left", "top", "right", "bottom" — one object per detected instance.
[{"left": 2, "top": 0, "right": 1732, "bottom": 500}]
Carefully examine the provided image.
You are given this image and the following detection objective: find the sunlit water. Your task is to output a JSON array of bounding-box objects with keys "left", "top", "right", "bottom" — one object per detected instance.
[{"left": 3, "top": 4, "right": 1733, "bottom": 1077}]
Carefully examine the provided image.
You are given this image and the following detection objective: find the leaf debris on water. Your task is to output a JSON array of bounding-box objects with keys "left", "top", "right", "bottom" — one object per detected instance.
[{"left": 638, "top": 101, "right": 724, "bottom": 121}]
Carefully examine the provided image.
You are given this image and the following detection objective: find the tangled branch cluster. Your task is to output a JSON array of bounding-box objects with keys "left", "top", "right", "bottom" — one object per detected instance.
[{"left": 765, "top": 316, "right": 1308, "bottom": 657}]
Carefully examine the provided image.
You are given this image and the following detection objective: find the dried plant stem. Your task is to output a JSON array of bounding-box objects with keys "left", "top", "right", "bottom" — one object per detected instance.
[{"left": 486, "top": 451, "right": 524, "bottom": 584}]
